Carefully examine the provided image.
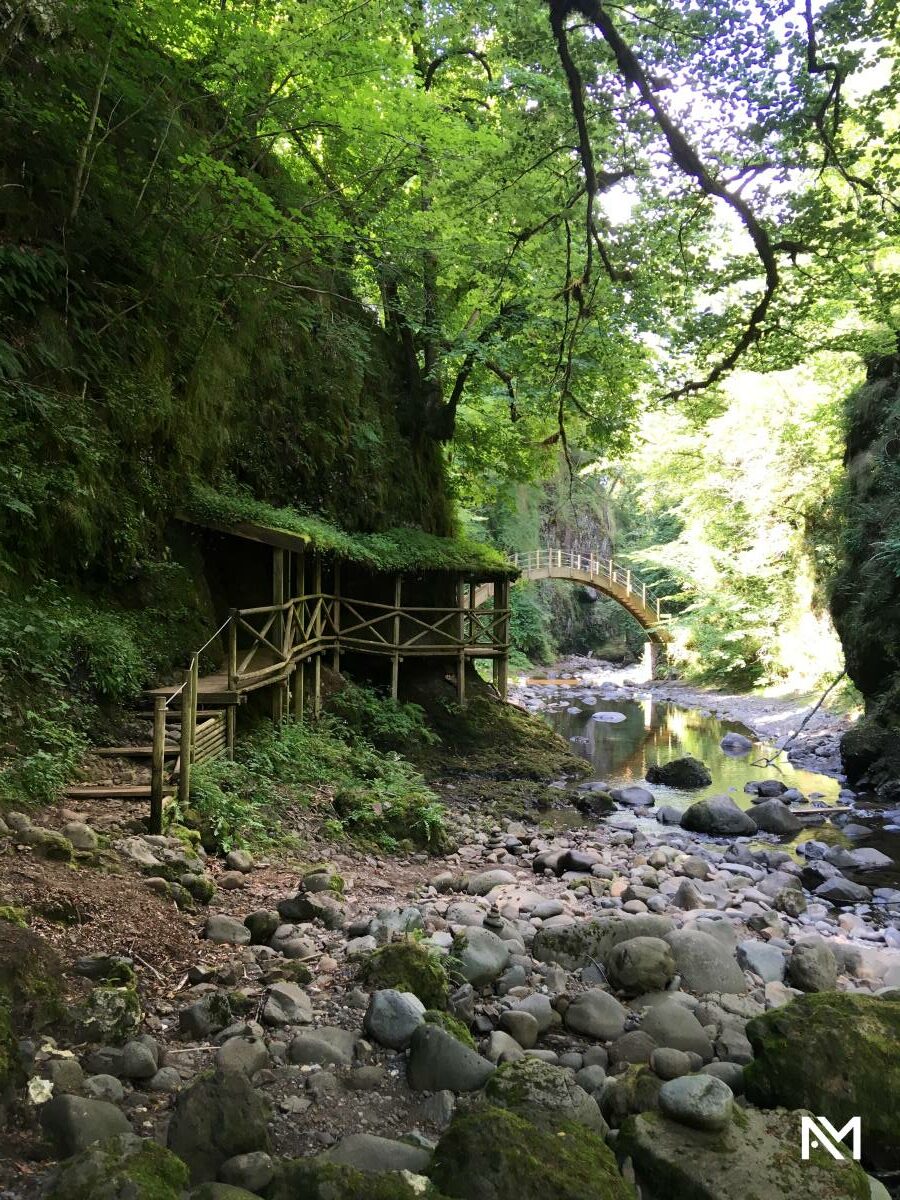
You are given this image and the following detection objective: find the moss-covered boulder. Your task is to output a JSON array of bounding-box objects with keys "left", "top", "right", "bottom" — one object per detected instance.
[
  {"left": 0, "top": 923, "right": 64, "bottom": 1089},
  {"left": 429, "top": 1106, "right": 633, "bottom": 1200},
  {"left": 360, "top": 938, "right": 449, "bottom": 1009},
  {"left": 744, "top": 991, "right": 900, "bottom": 1170},
  {"left": 269, "top": 1159, "right": 451, "bottom": 1199},
  {"left": 617, "top": 1107, "right": 871, "bottom": 1200},
  {"left": 478, "top": 1058, "right": 607, "bottom": 1134},
  {"left": 45, "top": 1133, "right": 188, "bottom": 1200},
  {"left": 167, "top": 1067, "right": 271, "bottom": 1183}
]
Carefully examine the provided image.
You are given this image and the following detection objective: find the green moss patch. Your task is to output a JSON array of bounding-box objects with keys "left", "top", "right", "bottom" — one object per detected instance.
[
  {"left": 429, "top": 1106, "right": 633, "bottom": 1200},
  {"left": 46, "top": 1134, "right": 188, "bottom": 1200},
  {"left": 270, "top": 1159, "right": 451, "bottom": 1200},
  {"left": 744, "top": 991, "right": 900, "bottom": 1171},
  {"left": 360, "top": 939, "right": 450, "bottom": 1010},
  {"left": 424, "top": 1009, "right": 475, "bottom": 1049},
  {"left": 0, "top": 924, "right": 64, "bottom": 1089}
]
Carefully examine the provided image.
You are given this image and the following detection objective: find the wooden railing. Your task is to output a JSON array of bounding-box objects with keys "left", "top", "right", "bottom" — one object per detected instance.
[{"left": 510, "top": 548, "right": 666, "bottom": 627}]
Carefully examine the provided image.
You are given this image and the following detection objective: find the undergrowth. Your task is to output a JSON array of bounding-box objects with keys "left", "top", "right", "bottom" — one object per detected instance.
[{"left": 177, "top": 690, "right": 448, "bottom": 853}]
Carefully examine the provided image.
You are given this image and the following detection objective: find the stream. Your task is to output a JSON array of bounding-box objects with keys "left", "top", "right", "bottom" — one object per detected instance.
[{"left": 514, "top": 666, "right": 900, "bottom": 889}]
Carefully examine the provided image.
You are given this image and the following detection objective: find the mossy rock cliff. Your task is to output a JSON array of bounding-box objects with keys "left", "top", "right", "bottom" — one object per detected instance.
[
  {"left": 743, "top": 991, "right": 900, "bottom": 1170},
  {"left": 429, "top": 1105, "right": 633, "bottom": 1200}
]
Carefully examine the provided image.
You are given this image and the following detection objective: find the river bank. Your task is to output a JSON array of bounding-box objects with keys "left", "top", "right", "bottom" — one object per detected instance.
[{"left": 1, "top": 676, "right": 899, "bottom": 1199}]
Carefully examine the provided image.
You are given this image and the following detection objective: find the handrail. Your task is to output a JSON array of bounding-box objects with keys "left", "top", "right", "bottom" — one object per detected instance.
[{"left": 509, "top": 547, "right": 666, "bottom": 624}]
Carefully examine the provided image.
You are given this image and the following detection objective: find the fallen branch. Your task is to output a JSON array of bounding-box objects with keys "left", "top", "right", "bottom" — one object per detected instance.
[{"left": 750, "top": 671, "right": 846, "bottom": 768}]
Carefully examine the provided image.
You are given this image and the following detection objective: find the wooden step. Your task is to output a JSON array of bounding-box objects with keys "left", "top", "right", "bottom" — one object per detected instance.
[{"left": 64, "top": 784, "right": 176, "bottom": 800}]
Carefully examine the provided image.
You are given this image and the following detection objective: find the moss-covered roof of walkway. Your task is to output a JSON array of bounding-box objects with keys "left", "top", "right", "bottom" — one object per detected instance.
[{"left": 182, "top": 485, "right": 516, "bottom": 578}]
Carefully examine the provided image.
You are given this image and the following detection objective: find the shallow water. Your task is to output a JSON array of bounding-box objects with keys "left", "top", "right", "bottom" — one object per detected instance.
[{"left": 525, "top": 679, "right": 900, "bottom": 886}]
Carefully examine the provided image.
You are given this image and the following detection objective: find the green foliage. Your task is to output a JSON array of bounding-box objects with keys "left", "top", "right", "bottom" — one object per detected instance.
[
  {"left": 178, "top": 707, "right": 447, "bottom": 853},
  {"left": 328, "top": 683, "right": 439, "bottom": 753}
]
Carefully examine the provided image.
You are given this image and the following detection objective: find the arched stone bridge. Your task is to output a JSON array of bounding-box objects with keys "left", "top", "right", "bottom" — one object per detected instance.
[{"left": 475, "top": 548, "right": 671, "bottom": 645}]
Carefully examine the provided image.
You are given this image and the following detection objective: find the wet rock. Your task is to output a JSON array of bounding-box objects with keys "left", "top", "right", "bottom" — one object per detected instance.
[
  {"left": 720, "top": 732, "right": 753, "bottom": 756},
  {"left": 41, "top": 1095, "right": 131, "bottom": 1156},
  {"left": 167, "top": 1068, "right": 271, "bottom": 1184},
  {"left": 658, "top": 1074, "right": 733, "bottom": 1131},
  {"left": 610, "top": 785, "right": 655, "bottom": 808},
  {"left": 363, "top": 989, "right": 425, "bottom": 1050},
  {"left": 406, "top": 1024, "right": 494, "bottom": 1092},
  {"left": 747, "top": 800, "right": 802, "bottom": 835},
  {"left": 564, "top": 989, "right": 628, "bottom": 1041},
  {"left": 680, "top": 795, "right": 755, "bottom": 837},
  {"left": 646, "top": 756, "right": 712, "bottom": 788}
]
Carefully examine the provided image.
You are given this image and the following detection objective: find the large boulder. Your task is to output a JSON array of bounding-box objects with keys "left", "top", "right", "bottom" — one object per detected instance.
[
  {"left": 680, "top": 795, "right": 755, "bottom": 836},
  {"left": 665, "top": 929, "right": 748, "bottom": 995},
  {"left": 646, "top": 756, "right": 712, "bottom": 788},
  {"left": 606, "top": 936, "right": 676, "bottom": 997},
  {"left": 44, "top": 1134, "right": 188, "bottom": 1200},
  {"left": 41, "top": 1095, "right": 131, "bottom": 1156},
  {"left": 363, "top": 989, "right": 425, "bottom": 1050},
  {"left": 532, "top": 914, "right": 674, "bottom": 971},
  {"left": 359, "top": 938, "right": 449, "bottom": 1009},
  {"left": 618, "top": 1106, "right": 871, "bottom": 1199},
  {"left": 322, "top": 1133, "right": 431, "bottom": 1174},
  {"left": 747, "top": 800, "right": 802, "bottom": 836},
  {"left": 429, "top": 1106, "right": 633, "bottom": 1200},
  {"left": 610, "top": 785, "right": 655, "bottom": 807},
  {"left": 744, "top": 992, "right": 900, "bottom": 1170},
  {"left": 167, "top": 1068, "right": 271, "bottom": 1183},
  {"left": 269, "top": 1160, "right": 449, "bottom": 1199},
  {"left": 479, "top": 1057, "right": 607, "bottom": 1134}
]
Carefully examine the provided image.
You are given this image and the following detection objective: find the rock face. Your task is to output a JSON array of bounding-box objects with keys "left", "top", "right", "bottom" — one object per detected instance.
[
  {"left": 167, "top": 1068, "right": 272, "bottom": 1183},
  {"left": 618, "top": 1106, "right": 871, "bottom": 1200},
  {"left": 406, "top": 1024, "right": 494, "bottom": 1093},
  {"left": 430, "top": 1105, "right": 633, "bottom": 1200},
  {"left": 744, "top": 992, "right": 900, "bottom": 1170},
  {"left": 44, "top": 1134, "right": 188, "bottom": 1200},
  {"left": 646, "top": 756, "right": 712, "bottom": 788},
  {"left": 480, "top": 1058, "right": 607, "bottom": 1134},
  {"left": 605, "top": 936, "right": 676, "bottom": 996},
  {"left": 665, "top": 929, "right": 748, "bottom": 995},
  {"left": 680, "top": 795, "right": 755, "bottom": 836}
]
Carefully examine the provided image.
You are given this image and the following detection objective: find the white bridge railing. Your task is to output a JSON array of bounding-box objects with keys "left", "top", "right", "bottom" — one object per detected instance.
[{"left": 511, "top": 548, "right": 665, "bottom": 623}]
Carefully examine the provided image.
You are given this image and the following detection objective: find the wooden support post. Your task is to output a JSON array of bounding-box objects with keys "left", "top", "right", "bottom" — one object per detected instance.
[
  {"left": 333, "top": 561, "right": 341, "bottom": 673},
  {"left": 178, "top": 659, "right": 195, "bottom": 807},
  {"left": 272, "top": 548, "right": 285, "bottom": 725},
  {"left": 313, "top": 554, "right": 323, "bottom": 719},
  {"left": 391, "top": 575, "right": 401, "bottom": 701},
  {"left": 456, "top": 575, "right": 466, "bottom": 706},
  {"left": 294, "top": 660, "right": 305, "bottom": 722},
  {"left": 150, "top": 695, "right": 165, "bottom": 835},
  {"left": 225, "top": 705, "right": 236, "bottom": 760},
  {"left": 189, "top": 654, "right": 199, "bottom": 760},
  {"left": 496, "top": 578, "right": 510, "bottom": 700},
  {"left": 227, "top": 611, "right": 238, "bottom": 690}
]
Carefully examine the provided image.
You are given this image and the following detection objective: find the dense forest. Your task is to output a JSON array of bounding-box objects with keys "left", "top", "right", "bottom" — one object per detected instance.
[{"left": 2, "top": 1, "right": 900, "bottom": 1198}]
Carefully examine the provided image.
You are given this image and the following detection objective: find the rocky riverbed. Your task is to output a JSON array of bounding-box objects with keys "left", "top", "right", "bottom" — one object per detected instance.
[{"left": 2, "top": 750, "right": 900, "bottom": 1200}]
